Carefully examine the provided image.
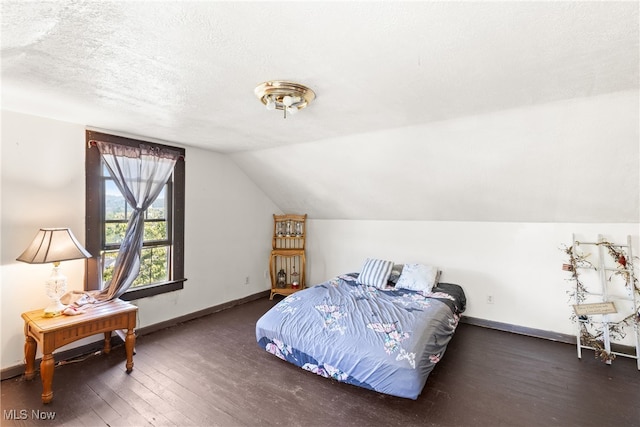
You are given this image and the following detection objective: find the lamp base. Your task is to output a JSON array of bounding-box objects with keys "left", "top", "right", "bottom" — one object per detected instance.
[
  {"left": 43, "top": 300, "right": 66, "bottom": 318},
  {"left": 44, "top": 264, "right": 67, "bottom": 317}
]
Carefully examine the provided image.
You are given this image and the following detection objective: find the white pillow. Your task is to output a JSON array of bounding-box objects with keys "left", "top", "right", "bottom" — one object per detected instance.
[
  {"left": 395, "top": 263, "right": 438, "bottom": 293},
  {"left": 357, "top": 258, "right": 394, "bottom": 289}
]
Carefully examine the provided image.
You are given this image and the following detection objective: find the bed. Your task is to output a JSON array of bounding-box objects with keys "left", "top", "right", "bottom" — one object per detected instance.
[{"left": 255, "top": 265, "right": 466, "bottom": 400}]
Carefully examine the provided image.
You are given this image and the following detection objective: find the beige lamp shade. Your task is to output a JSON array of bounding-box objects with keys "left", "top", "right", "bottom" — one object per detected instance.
[
  {"left": 17, "top": 228, "right": 91, "bottom": 264},
  {"left": 17, "top": 228, "right": 92, "bottom": 317}
]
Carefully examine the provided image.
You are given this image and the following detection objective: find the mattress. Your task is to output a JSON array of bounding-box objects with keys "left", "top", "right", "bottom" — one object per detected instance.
[{"left": 256, "top": 273, "right": 466, "bottom": 399}]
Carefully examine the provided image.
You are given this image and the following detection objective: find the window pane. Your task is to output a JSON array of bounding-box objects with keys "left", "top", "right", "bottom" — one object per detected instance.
[
  {"left": 101, "top": 250, "right": 119, "bottom": 289},
  {"left": 101, "top": 246, "right": 169, "bottom": 289},
  {"left": 144, "top": 220, "right": 167, "bottom": 242},
  {"left": 105, "top": 222, "right": 127, "bottom": 245},
  {"left": 105, "top": 180, "right": 131, "bottom": 220},
  {"left": 146, "top": 186, "right": 167, "bottom": 220},
  {"left": 132, "top": 246, "right": 169, "bottom": 288}
]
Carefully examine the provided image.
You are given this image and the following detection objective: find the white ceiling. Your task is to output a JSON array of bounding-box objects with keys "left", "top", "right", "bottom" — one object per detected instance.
[{"left": 2, "top": 1, "right": 638, "bottom": 153}]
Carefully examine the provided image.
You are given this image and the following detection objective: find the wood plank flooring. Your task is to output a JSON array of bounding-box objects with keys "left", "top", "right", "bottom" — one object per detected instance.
[{"left": 2, "top": 297, "right": 639, "bottom": 426}]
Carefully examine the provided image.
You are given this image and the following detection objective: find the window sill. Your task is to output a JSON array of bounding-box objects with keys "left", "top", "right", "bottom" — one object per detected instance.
[{"left": 120, "top": 279, "right": 187, "bottom": 301}]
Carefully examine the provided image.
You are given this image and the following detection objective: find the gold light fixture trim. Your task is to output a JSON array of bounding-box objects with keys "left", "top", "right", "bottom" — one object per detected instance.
[{"left": 255, "top": 81, "right": 316, "bottom": 118}]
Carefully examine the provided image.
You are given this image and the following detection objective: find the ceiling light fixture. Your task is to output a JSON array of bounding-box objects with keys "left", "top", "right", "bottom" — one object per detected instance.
[{"left": 255, "top": 81, "right": 316, "bottom": 119}]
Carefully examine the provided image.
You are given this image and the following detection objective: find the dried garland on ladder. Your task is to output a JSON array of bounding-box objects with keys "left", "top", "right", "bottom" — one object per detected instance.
[{"left": 562, "top": 240, "right": 640, "bottom": 362}]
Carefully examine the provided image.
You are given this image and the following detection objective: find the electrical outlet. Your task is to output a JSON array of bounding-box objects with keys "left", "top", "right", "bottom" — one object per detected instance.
[
  {"left": 245, "top": 276, "right": 250, "bottom": 285},
  {"left": 486, "top": 295, "right": 494, "bottom": 304}
]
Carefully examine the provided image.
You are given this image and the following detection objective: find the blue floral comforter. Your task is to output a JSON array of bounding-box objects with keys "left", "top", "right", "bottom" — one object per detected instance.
[{"left": 256, "top": 273, "right": 466, "bottom": 399}]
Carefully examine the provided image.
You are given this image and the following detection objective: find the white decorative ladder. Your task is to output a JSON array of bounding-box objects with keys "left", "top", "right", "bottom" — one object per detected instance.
[{"left": 572, "top": 234, "right": 639, "bottom": 370}]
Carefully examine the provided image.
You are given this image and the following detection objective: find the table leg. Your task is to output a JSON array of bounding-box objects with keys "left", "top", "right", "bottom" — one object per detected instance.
[
  {"left": 40, "top": 353, "right": 54, "bottom": 404},
  {"left": 103, "top": 331, "right": 112, "bottom": 354},
  {"left": 24, "top": 336, "right": 36, "bottom": 380},
  {"left": 125, "top": 328, "right": 135, "bottom": 373}
]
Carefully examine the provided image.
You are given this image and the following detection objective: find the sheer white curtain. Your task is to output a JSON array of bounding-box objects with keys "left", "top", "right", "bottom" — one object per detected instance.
[{"left": 96, "top": 141, "right": 180, "bottom": 301}]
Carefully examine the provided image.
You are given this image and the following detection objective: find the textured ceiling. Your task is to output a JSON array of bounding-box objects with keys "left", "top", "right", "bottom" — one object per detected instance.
[{"left": 2, "top": 1, "right": 638, "bottom": 153}]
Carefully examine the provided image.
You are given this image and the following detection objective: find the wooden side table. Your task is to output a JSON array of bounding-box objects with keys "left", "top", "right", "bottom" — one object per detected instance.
[{"left": 21, "top": 299, "right": 138, "bottom": 404}]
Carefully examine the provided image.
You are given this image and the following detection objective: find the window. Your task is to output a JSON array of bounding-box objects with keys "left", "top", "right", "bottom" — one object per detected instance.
[{"left": 85, "top": 130, "right": 186, "bottom": 300}]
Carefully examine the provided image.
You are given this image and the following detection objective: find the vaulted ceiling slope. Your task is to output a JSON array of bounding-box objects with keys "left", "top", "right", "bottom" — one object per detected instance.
[{"left": 2, "top": 2, "right": 638, "bottom": 223}]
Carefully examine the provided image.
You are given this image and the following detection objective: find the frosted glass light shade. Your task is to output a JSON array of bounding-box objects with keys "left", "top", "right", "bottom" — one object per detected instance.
[{"left": 266, "top": 97, "right": 276, "bottom": 111}]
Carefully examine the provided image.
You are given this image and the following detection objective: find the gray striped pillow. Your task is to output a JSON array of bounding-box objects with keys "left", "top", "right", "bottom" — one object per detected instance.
[{"left": 357, "top": 258, "right": 394, "bottom": 289}]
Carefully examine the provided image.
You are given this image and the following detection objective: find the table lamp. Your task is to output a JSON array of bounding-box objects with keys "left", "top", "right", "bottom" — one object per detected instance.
[{"left": 17, "top": 228, "right": 91, "bottom": 317}]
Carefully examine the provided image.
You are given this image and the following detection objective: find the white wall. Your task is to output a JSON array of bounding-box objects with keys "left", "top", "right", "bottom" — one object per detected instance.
[
  {"left": 1, "top": 110, "right": 278, "bottom": 370},
  {"left": 306, "top": 220, "right": 639, "bottom": 337},
  {"left": 2, "top": 111, "right": 88, "bottom": 369}
]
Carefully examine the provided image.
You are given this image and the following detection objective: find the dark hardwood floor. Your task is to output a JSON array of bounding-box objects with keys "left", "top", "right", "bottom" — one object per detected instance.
[{"left": 2, "top": 297, "right": 639, "bottom": 427}]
